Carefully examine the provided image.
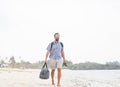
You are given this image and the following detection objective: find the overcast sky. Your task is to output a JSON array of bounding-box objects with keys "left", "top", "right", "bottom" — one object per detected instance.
[{"left": 0, "top": 0, "right": 120, "bottom": 64}]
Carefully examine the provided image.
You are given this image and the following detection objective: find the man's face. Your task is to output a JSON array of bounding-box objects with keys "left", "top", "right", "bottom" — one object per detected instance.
[{"left": 54, "top": 34, "right": 60, "bottom": 41}]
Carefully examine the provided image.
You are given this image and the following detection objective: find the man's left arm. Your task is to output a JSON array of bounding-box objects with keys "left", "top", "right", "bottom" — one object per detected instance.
[{"left": 61, "top": 50, "right": 66, "bottom": 63}]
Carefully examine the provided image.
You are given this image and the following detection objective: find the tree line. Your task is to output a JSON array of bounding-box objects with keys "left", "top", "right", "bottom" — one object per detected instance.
[
  {"left": 0, "top": 56, "right": 120, "bottom": 70},
  {"left": 68, "top": 61, "right": 120, "bottom": 70}
]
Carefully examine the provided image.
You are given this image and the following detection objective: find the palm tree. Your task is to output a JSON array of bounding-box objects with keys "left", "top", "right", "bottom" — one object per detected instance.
[{"left": 9, "top": 56, "right": 16, "bottom": 68}]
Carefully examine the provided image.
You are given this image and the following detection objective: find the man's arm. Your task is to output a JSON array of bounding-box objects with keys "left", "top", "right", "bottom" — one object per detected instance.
[
  {"left": 45, "top": 51, "right": 50, "bottom": 63},
  {"left": 61, "top": 50, "right": 66, "bottom": 63}
]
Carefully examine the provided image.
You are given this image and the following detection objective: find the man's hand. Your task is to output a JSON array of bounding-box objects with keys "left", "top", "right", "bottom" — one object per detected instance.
[
  {"left": 44, "top": 60, "right": 47, "bottom": 63},
  {"left": 63, "top": 62, "right": 67, "bottom": 67}
]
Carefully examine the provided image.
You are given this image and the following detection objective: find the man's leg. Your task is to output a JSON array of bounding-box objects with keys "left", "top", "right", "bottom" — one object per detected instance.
[
  {"left": 57, "top": 68, "right": 61, "bottom": 86},
  {"left": 51, "top": 69, "right": 55, "bottom": 85},
  {"left": 57, "top": 58, "right": 63, "bottom": 86},
  {"left": 49, "top": 59, "right": 57, "bottom": 85}
]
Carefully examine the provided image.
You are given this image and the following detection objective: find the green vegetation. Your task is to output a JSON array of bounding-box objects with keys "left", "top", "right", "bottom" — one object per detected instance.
[
  {"left": 68, "top": 61, "right": 120, "bottom": 70},
  {"left": 0, "top": 56, "right": 120, "bottom": 70}
]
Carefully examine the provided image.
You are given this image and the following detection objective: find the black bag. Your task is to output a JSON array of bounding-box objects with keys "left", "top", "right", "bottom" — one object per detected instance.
[{"left": 39, "top": 63, "right": 49, "bottom": 79}]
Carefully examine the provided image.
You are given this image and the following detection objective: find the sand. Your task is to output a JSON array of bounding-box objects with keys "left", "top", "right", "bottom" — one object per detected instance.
[{"left": 0, "top": 68, "right": 120, "bottom": 87}]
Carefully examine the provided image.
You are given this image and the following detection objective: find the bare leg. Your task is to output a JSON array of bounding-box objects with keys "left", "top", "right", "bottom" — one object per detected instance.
[
  {"left": 57, "top": 68, "right": 61, "bottom": 86},
  {"left": 51, "top": 69, "right": 55, "bottom": 85}
]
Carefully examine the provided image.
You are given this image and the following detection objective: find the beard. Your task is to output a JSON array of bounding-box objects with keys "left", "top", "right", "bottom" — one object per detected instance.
[{"left": 55, "top": 38, "right": 59, "bottom": 41}]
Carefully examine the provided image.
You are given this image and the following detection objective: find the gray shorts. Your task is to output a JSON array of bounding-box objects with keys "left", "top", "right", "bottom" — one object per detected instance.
[{"left": 48, "top": 58, "right": 63, "bottom": 69}]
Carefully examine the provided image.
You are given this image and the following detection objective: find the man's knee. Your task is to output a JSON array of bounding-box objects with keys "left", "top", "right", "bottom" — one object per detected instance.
[
  {"left": 51, "top": 69, "right": 55, "bottom": 73},
  {"left": 57, "top": 68, "right": 61, "bottom": 72}
]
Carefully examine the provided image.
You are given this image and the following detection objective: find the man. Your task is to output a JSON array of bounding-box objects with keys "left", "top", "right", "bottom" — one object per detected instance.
[{"left": 45, "top": 33, "right": 66, "bottom": 87}]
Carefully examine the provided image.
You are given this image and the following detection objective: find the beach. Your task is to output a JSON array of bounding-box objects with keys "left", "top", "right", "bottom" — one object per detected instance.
[{"left": 0, "top": 68, "right": 120, "bottom": 87}]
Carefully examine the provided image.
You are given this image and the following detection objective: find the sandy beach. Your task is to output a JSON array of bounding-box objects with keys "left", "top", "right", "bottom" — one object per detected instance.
[{"left": 0, "top": 68, "right": 120, "bottom": 87}]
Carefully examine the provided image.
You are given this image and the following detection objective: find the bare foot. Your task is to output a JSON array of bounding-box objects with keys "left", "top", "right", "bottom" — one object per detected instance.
[
  {"left": 52, "top": 84, "right": 55, "bottom": 87},
  {"left": 57, "top": 85, "right": 61, "bottom": 87},
  {"left": 52, "top": 83, "right": 55, "bottom": 85}
]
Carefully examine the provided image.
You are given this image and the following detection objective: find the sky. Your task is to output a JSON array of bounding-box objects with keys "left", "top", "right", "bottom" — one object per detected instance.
[{"left": 0, "top": 0, "right": 120, "bottom": 64}]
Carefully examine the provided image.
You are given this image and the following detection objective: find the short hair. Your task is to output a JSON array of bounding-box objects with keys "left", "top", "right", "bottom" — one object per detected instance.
[{"left": 54, "top": 33, "right": 60, "bottom": 37}]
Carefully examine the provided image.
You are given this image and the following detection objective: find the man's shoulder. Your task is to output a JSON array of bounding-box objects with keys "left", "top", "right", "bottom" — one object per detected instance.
[
  {"left": 60, "top": 42, "right": 63, "bottom": 47},
  {"left": 49, "top": 41, "right": 63, "bottom": 45}
]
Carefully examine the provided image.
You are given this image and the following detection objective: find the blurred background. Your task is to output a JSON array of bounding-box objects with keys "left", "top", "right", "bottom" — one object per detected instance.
[{"left": 0, "top": 0, "right": 120, "bottom": 69}]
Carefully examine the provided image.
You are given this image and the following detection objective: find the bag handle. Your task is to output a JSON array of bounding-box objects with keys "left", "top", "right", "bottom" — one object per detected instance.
[{"left": 42, "top": 63, "right": 48, "bottom": 69}]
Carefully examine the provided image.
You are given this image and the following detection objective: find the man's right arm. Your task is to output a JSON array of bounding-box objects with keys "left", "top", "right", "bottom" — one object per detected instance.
[
  {"left": 45, "top": 43, "right": 51, "bottom": 63},
  {"left": 45, "top": 51, "right": 50, "bottom": 63}
]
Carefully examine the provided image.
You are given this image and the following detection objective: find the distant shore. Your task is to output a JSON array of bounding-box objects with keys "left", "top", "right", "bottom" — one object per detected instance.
[{"left": 1, "top": 60, "right": 120, "bottom": 70}]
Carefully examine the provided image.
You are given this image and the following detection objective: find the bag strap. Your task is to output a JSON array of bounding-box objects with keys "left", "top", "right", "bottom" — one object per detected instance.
[
  {"left": 50, "top": 42, "right": 63, "bottom": 51},
  {"left": 50, "top": 42, "right": 54, "bottom": 51},
  {"left": 60, "top": 42, "right": 63, "bottom": 48},
  {"left": 42, "top": 63, "right": 48, "bottom": 69}
]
